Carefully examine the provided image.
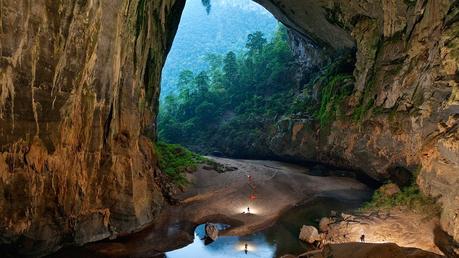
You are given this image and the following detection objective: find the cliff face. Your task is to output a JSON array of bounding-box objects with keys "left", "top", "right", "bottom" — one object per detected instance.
[
  {"left": 0, "top": 0, "right": 458, "bottom": 255},
  {"left": 257, "top": 0, "right": 459, "bottom": 242},
  {"left": 0, "top": 0, "right": 184, "bottom": 255}
]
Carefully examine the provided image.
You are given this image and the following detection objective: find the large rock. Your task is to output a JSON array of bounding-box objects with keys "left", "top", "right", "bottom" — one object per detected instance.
[
  {"left": 319, "top": 217, "right": 333, "bottom": 233},
  {"left": 257, "top": 0, "right": 459, "bottom": 242},
  {"left": 379, "top": 183, "right": 401, "bottom": 197},
  {"left": 299, "top": 225, "right": 320, "bottom": 244},
  {"left": 205, "top": 223, "right": 219, "bottom": 241},
  {"left": 0, "top": 0, "right": 185, "bottom": 256}
]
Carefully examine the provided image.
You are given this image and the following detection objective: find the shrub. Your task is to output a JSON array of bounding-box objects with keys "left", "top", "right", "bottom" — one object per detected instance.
[
  {"left": 315, "top": 74, "right": 354, "bottom": 127},
  {"left": 156, "top": 142, "right": 206, "bottom": 187},
  {"left": 363, "top": 182, "right": 441, "bottom": 217}
]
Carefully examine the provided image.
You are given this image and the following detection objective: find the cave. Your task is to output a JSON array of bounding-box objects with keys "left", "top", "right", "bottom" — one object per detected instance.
[{"left": 0, "top": 0, "right": 458, "bottom": 257}]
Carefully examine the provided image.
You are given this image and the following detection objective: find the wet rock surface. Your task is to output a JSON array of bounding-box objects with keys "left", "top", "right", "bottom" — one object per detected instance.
[{"left": 0, "top": 0, "right": 458, "bottom": 255}]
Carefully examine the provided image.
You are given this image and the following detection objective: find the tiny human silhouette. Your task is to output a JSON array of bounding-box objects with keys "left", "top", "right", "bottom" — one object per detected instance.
[
  {"left": 360, "top": 234, "right": 365, "bottom": 242},
  {"left": 244, "top": 243, "right": 248, "bottom": 254},
  {"left": 247, "top": 207, "right": 250, "bottom": 214}
]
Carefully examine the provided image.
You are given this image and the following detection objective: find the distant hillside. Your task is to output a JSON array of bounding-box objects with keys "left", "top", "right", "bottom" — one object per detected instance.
[{"left": 160, "top": 0, "right": 278, "bottom": 98}]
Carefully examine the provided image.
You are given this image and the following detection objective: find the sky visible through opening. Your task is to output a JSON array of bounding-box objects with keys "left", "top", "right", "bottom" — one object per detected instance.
[{"left": 160, "top": 0, "right": 278, "bottom": 99}]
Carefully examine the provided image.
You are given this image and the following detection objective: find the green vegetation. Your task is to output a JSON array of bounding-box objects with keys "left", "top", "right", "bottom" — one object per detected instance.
[
  {"left": 313, "top": 57, "right": 355, "bottom": 127},
  {"left": 156, "top": 142, "right": 206, "bottom": 187},
  {"left": 363, "top": 181, "right": 440, "bottom": 217},
  {"left": 316, "top": 74, "right": 353, "bottom": 127},
  {"left": 158, "top": 26, "right": 299, "bottom": 156},
  {"left": 290, "top": 53, "right": 355, "bottom": 127},
  {"left": 159, "top": 25, "right": 358, "bottom": 155},
  {"left": 352, "top": 96, "right": 375, "bottom": 122},
  {"left": 161, "top": 0, "right": 277, "bottom": 97}
]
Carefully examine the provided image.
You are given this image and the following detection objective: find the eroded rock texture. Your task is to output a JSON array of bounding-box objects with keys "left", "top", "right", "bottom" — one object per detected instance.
[
  {"left": 258, "top": 0, "right": 459, "bottom": 242},
  {"left": 0, "top": 0, "right": 458, "bottom": 255},
  {"left": 0, "top": 0, "right": 184, "bottom": 255}
]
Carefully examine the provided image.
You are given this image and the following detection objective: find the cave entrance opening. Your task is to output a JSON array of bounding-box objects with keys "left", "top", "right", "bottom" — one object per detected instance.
[{"left": 157, "top": 0, "right": 302, "bottom": 158}]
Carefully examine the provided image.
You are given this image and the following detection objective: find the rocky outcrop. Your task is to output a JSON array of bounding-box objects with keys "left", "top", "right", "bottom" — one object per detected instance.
[
  {"left": 0, "top": 0, "right": 457, "bottom": 255},
  {"left": 316, "top": 210, "right": 446, "bottom": 256},
  {"left": 255, "top": 0, "right": 458, "bottom": 242},
  {"left": 296, "top": 243, "right": 443, "bottom": 258},
  {"left": 299, "top": 225, "right": 321, "bottom": 244},
  {"left": 205, "top": 223, "right": 219, "bottom": 241},
  {"left": 0, "top": 0, "right": 184, "bottom": 255}
]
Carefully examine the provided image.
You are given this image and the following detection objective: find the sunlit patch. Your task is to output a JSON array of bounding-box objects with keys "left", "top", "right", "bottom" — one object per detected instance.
[
  {"left": 354, "top": 230, "right": 388, "bottom": 244},
  {"left": 238, "top": 205, "right": 261, "bottom": 215},
  {"left": 235, "top": 242, "right": 257, "bottom": 252}
]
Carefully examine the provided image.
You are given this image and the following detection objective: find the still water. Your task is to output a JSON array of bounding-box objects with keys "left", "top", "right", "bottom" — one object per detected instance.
[
  {"left": 167, "top": 224, "right": 276, "bottom": 258},
  {"left": 166, "top": 197, "right": 364, "bottom": 258}
]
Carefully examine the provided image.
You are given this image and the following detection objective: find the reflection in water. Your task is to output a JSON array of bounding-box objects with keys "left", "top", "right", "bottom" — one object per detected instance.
[
  {"left": 166, "top": 224, "right": 276, "bottom": 258},
  {"left": 262, "top": 197, "right": 364, "bottom": 257},
  {"left": 166, "top": 197, "right": 364, "bottom": 258}
]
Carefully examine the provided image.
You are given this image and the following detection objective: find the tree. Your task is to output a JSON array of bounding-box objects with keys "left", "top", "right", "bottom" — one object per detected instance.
[
  {"left": 195, "top": 101, "right": 217, "bottom": 123},
  {"left": 194, "top": 71, "right": 210, "bottom": 93},
  {"left": 178, "top": 70, "right": 194, "bottom": 87},
  {"left": 178, "top": 70, "right": 194, "bottom": 100},
  {"left": 205, "top": 53, "right": 223, "bottom": 71},
  {"left": 158, "top": 26, "right": 301, "bottom": 155},
  {"left": 223, "top": 51, "right": 238, "bottom": 84},
  {"left": 201, "top": 0, "right": 211, "bottom": 14},
  {"left": 246, "top": 31, "right": 267, "bottom": 55}
]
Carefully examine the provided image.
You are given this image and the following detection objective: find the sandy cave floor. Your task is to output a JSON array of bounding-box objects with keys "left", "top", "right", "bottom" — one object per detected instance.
[{"left": 50, "top": 157, "right": 453, "bottom": 258}]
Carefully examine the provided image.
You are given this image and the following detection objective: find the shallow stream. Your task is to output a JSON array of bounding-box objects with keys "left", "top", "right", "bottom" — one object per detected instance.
[{"left": 166, "top": 197, "right": 364, "bottom": 258}]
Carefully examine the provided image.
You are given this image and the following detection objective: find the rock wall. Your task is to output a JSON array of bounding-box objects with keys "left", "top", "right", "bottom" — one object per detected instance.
[
  {"left": 257, "top": 0, "right": 459, "bottom": 242},
  {"left": 0, "top": 0, "right": 184, "bottom": 255},
  {"left": 0, "top": 0, "right": 457, "bottom": 255}
]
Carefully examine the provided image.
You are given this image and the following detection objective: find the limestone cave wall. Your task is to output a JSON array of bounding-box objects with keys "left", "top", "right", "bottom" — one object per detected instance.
[
  {"left": 258, "top": 0, "right": 459, "bottom": 242},
  {"left": 0, "top": 0, "right": 184, "bottom": 255},
  {"left": 0, "top": 0, "right": 457, "bottom": 255}
]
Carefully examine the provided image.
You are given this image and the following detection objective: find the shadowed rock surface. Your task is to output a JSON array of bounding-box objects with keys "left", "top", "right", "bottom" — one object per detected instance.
[
  {"left": 0, "top": 0, "right": 185, "bottom": 255},
  {"left": 0, "top": 0, "right": 458, "bottom": 256}
]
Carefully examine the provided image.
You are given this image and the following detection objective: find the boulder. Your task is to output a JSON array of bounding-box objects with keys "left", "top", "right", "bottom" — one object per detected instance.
[
  {"left": 205, "top": 223, "right": 219, "bottom": 241},
  {"left": 319, "top": 217, "right": 332, "bottom": 232},
  {"left": 379, "top": 183, "right": 401, "bottom": 197},
  {"left": 299, "top": 225, "right": 320, "bottom": 243}
]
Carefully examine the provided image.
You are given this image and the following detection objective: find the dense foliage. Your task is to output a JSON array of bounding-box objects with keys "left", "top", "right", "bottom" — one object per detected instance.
[
  {"left": 158, "top": 26, "right": 299, "bottom": 155},
  {"left": 161, "top": 0, "right": 277, "bottom": 97},
  {"left": 363, "top": 176, "right": 440, "bottom": 217},
  {"left": 289, "top": 53, "right": 355, "bottom": 127},
  {"left": 156, "top": 142, "right": 206, "bottom": 187}
]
